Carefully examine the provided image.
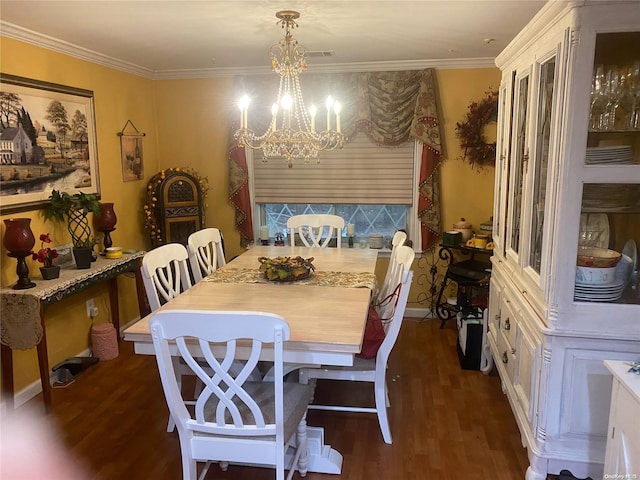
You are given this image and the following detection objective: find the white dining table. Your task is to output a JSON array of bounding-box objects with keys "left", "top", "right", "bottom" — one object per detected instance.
[{"left": 122, "top": 245, "right": 379, "bottom": 474}]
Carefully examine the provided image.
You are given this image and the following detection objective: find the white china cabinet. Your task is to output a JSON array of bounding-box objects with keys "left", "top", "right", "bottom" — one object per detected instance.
[
  {"left": 602, "top": 360, "right": 640, "bottom": 478},
  {"left": 488, "top": 2, "right": 640, "bottom": 479}
]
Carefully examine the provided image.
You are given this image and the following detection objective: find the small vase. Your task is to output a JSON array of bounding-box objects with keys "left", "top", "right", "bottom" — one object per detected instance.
[
  {"left": 40, "top": 265, "right": 61, "bottom": 280},
  {"left": 3, "top": 218, "right": 35, "bottom": 252},
  {"left": 73, "top": 247, "right": 93, "bottom": 269},
  {"left": 3, "top": 218, "right": 36, "bottom": 290},
  {"left": 95, "top": 203, "right": 117, "bottom": 250}
]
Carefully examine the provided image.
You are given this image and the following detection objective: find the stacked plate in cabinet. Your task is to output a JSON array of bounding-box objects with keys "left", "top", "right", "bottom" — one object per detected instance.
[
  {"left": 582, "top": 184, "right": 640, "bottom": 212},
  {"left": 574, "top": 253, "right": 634, "bottom": 302},
  {"left": 585, "top": 145, "right": 633, "bottom": 164}
]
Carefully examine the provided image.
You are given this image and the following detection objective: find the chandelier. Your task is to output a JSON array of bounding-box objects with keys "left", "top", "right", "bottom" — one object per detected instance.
[{"left": 235, "top": 10, "right": 345, "bottom": 168}]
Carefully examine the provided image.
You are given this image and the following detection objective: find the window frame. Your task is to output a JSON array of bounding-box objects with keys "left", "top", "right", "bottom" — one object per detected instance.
[{"left": 247, "top": 140, "right": 423, "bottom": 252}]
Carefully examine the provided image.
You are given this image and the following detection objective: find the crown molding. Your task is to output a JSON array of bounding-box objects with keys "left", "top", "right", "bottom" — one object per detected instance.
[
  {"left": 153, "top": 57, "right": 497, "bottom": 79},
  {"left": 495, "top": 1, "right": 575, "bottom": 68},
  {"left": 1, "top": 21, "right": 155, "bottom": 78},
  {"left": 2, "top": 20, "right": 497, "bottom": 81}
]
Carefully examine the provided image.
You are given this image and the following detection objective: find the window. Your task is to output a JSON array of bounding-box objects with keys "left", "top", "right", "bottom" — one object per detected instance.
[
  {"left": 249, "top": 135, "right": 421, "bottom": 248},
  {"left": 263, "top": 203, "right": 408, "bottom": 242}
]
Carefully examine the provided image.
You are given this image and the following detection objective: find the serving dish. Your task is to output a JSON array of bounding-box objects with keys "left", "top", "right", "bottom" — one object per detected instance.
[{"left": 576, "top": 246, "right": 621, "bottom": 268}]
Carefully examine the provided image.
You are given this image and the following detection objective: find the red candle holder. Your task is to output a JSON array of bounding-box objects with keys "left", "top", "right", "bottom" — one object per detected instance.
[
  {"left": 95, "top": 202, "right": 117, "bottom": 250},
  {"left": 3, "top": 218, "right": 36, "bottom": 290}
]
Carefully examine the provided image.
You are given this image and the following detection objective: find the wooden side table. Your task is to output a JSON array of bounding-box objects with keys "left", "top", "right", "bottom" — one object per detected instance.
[{"left": 0, "top": 252, "right": 150, "bottom": 412}]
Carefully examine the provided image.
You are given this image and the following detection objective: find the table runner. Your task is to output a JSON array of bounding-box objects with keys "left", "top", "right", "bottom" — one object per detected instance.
[
  {"left": 0, "top": 252, "right": 144, "bottom": 349},
  {"left": 203, "top": 268, "right": 377, "bottom": 291}
]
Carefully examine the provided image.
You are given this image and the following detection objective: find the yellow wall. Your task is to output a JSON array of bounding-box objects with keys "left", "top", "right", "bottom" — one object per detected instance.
[
  {"left": 0, "top": 37, "right": 159, "bottom": 392},
  {"left": 436, "top": 68, "right": 499, "bottom": 237},
  {"left": 1, "top": 36, "right": 500, "bottom": 394},
  {"left": 153, "top": 78, "right": 243, "bottom": 260}
]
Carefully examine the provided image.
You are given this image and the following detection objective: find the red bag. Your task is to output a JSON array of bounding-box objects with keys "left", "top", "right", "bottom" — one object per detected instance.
[
  {"left": 356, "top": 306, "right": 385, "bottom": 359},
  {"left": 356, "top": 283, "right": 402, "bottom": 359}
]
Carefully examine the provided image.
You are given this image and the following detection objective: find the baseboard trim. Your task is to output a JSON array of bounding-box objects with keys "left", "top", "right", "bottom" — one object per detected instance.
[
  {"left": 12, "top": 317, "right": 144, "bottom": 407},
  {"left": 11, "top": 347, "right": 92, "bottom": 407},
  {"left": 405, "top": 307, "right": 434, "bottom": 319}
]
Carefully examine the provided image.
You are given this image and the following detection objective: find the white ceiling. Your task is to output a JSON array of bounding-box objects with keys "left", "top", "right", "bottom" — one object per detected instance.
[{"left": 0, "top": 1, "right": 554, "bottom": 79}]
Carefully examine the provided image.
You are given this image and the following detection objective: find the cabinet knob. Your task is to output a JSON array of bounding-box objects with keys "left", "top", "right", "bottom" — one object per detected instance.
[
  {"left": 504, "top": 318, "right": 511, "bottom": 331},
  {"left": 502, "top": 351, "right": 509, "bottom": 364}
]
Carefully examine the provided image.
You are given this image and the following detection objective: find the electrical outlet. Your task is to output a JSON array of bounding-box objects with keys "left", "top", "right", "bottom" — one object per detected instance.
[
  {"left": 89, "top": 306, "right": 99, "bottom": 318},
  {"left": 86, "top": 298, "right": 95, "bottom": 317}
]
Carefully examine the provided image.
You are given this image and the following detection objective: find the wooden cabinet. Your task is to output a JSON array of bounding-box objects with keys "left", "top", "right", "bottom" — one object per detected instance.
[
  {"left": 488, "top": 2, "right": 640, "bottom": 479},
  {"left": 603, "top": 360, "right": 640, "bottom": 478},
  {"left": 145, "top": 169, "right": 206, "bottom": 248}
]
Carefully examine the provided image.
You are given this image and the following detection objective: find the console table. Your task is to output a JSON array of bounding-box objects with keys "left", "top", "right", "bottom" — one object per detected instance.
[
  {"left": 0, "top": 252, "right": 150, "bottom": 411},
  {"left": 434, "top": 244, "right": 492, "bottom": 327}
]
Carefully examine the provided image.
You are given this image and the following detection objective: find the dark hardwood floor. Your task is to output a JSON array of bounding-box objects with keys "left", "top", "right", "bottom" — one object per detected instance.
[{"left": 10, "top": 318, "right": 536, "bottom": 479}]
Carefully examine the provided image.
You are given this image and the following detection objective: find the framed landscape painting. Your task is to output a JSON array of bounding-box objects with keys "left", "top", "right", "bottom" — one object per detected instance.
[{"left": 0, "top": 74, "right": 100, "bottom": 214}]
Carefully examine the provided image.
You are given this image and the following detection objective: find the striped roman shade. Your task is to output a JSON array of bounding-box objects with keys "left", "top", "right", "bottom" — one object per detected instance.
[{"left": 253, "top": 135, "right": 415, "bottom": 204}]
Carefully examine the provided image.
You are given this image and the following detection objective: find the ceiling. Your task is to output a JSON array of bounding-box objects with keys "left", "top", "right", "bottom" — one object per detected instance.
[{"left": 0, "top": 1, "right": 553, "bottom": 79}]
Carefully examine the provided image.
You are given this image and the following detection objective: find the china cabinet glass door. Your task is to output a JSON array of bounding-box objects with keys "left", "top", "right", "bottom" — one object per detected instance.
[
  {"left": 529, "top": 57, "right": 557, "bottom": 274},
  {"left": 493, "top": 81, "right": 513, "bottom": 254},
  {"left": 507, "top": 72, "right": 531, "bottom": 257},
  {"left": 577, "top": 31, "right": 640, "bottom": 306}
]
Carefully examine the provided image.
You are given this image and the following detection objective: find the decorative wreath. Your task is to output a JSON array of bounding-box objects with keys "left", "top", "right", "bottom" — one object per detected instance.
[
  {"left": 142, "top": 167, "right": 209, "bottom": 245},
  {"left": 455, "top": 90, "right": 499, "bottom": 168}
]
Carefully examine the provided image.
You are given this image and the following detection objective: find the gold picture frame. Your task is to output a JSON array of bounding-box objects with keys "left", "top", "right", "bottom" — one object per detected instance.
[{"left": 0, "top": 73, "right": 100, "bottom": 213}]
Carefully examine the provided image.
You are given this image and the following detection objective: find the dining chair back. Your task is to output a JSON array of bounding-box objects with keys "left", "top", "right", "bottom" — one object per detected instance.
[
  {"left": 150, "top": 310, "right": 314, "bottom": 480},
  {"left": 299, "top": 245, "right": 415, "bottom": 444},
  {"left": 286, "top": 214, "right": 345, "bottom": 248},
  {"left": 141, "top": 243, "right": 193, "bottom": 312},
  {"left": 141, "top": 243, "right": 197, "bottom": 432},
  {"left": 378, "top": 230, "right": 407, "bottom": 306},
  {"left": 187, "top": 228, "right": 226, "bottom": 282}
]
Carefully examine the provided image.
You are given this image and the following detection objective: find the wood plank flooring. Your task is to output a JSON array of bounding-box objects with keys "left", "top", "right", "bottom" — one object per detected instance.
[{"left": 9, "top": 318, "right": 536, "bottom": 479}]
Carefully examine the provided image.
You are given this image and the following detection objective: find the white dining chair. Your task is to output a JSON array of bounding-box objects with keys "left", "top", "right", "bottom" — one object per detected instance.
[
  {"left": 141, "top": 243, "right": 193, "bottom": 311},
  {"left": 286, "top": 214, "right": 345, "bottom": 248},
  {"left": 150, "top": 310, "right": 314, "bottom": 480},
  {"left": 187, "top": 228, "right": 226, "bottom": 282},
  {"left": 141, "top": 243, "right": 196, "bottom": 432},
  {"left": 299, "top": 245, "right": 415, "bottom": 444},
  {"left": 378, "top": 230, "right": 407, "bottom": 302}
]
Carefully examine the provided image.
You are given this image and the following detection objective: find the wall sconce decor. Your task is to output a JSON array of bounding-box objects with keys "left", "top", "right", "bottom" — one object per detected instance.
[{"left": 118, "top": 120, "right": 146, "bottom": 182}]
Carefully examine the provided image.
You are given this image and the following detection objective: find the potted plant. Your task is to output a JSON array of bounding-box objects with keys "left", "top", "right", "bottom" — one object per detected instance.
[
  {"left": 32, "top": 233, "right": 60, "bottom": 279},
  {"left": 43, "top": 189, "right": 101, "bottom": 269}
]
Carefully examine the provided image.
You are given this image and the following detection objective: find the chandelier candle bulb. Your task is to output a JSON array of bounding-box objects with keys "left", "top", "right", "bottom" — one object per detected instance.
[
  {"left": 334, "top": 102, "right": 342, "bottom": 133},
  {"left": 326, "top": 96, "right": 334, "bottom": 130},
  {"left": 271, "top": 103, "right": 278, "bottom": 132},
  {"left": 310, "top": 105, "right": 317, "bottom": 132},
  {"left": 238, "top": 95, "right": 250, "bottom": 129}
]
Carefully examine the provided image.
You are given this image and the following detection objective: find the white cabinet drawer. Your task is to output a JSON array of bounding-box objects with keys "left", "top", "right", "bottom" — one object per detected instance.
[
  {"left": 500, "top": 297, "right": 518, "bottom": 349},
  {"left": 497, "top": 330, "right": 516, "bottom": 382}
]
